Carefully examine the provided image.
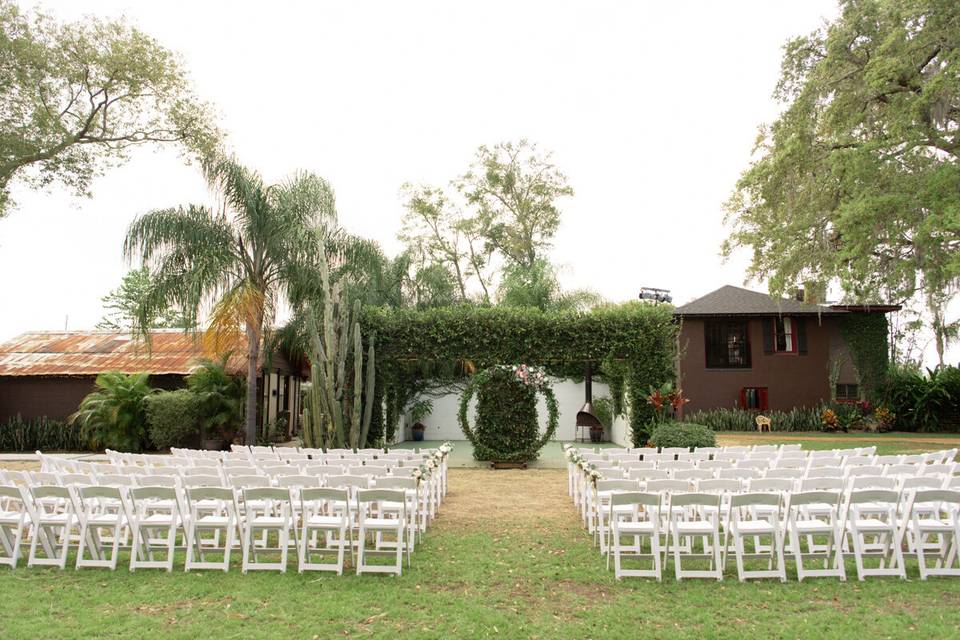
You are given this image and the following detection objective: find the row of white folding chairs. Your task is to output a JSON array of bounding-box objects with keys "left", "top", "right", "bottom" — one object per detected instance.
[
  {"left": 576, "top": 447, "right": 955, "bottom": 466},
  {"left": 570, "top": 460, "right": 957, "bottom": 512},
  {"left": 567, "top": 448, "right": 959, "bottom": 501},
  {"left": 593, "top": 485, "right": 960, "bottom": 582},
  {"left": 0, "top": 481, "right": 419, "bottom": 575},
  {"left": 39, "top": 452, "right": 448, "bottom": 508},
  {"left": 3, "top": 465, "right": 443, "bottom": 529},
  {"left": 574, "top": 468, "right": 960, "bottom": 537}
]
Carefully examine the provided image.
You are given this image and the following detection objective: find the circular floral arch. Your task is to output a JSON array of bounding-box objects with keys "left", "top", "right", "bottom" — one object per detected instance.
[{"left": 458, "top": 364, "right": 559, "bottom": 462}]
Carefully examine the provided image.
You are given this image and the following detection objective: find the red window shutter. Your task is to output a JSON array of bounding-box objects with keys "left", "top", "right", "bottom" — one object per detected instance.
[
  {"left": 759, "top": 388, "right": 769, "bottom": 411},
  {"left": 739, "top": 387, "right": 747, "bottom": 409}
]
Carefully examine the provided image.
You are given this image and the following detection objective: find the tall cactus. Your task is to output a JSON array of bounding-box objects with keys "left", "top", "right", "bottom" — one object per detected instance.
[{"left": 301, "top": 253, "right": 377, "bottom": 449}]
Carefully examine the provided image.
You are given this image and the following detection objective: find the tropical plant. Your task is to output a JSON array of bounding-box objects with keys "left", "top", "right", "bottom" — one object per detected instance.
[
  {"left": 0, "top": 0, "right": 220, "bottom": 218},
  {"left": 0, "top": 415, "right": 86, "bottom": 452},
  {"left": 185, "top": 355, "right": 245, "bottom": 444},
  {"left": 881, "top": 365, "right": 960, "bottom": 432},
  {"left": 143, "top": 389, "right": 201, "bottom": 450},
  {"left": 124, "top": 156, "right": 336, "bottom": 444},
  {"left": 649, "top": 422, "right": 716, "bottom": 450},
  {"left": 69, "top": 372, "right": 154, "bottom": 451},
  {"left": 408, "top": 399, "right": 433, "bottom": 426}
]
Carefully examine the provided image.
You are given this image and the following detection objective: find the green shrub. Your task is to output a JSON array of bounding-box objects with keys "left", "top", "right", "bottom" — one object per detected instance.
[
  {"left": 650, "top": 422, "right": 716, "bottom": 450},
  {"left": 0, "top": 415, "right": 88, "bottom": 452},
  {"left": 70, "top": 372, "right": 154, "bottom": 452},
  {"left": 144, "top": 390, "right": 201, "bottom": 450},
  {"left": 186, "top": 357, "right": 244, "bottom": 443}
]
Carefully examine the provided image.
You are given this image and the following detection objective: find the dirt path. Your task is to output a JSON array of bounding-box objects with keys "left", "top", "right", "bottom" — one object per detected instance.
[{"left": 437, "top": 468, "right": 571, "bottom": 533}]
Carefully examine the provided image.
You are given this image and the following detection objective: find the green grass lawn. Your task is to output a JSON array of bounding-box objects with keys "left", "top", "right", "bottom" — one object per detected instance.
[{"left": 1, "top": 437, "right": 959, "bottom": 639}]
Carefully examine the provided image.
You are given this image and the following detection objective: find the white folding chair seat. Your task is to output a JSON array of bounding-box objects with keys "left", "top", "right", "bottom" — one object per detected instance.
[
  {"left": 786, "top": 490, "right": 846, "bottom": 581},
  {"left": 751, "top": 445, "right": 779, "bottom": 454},
  {"left": 659, "top": 460, "right": 694, "bottom": 473},
  {"left": 674, "top": 469, "right": 715, "bottom": 482},
  {"left": 922, "top": 463, "right": 955, "bottom": 478},
  {"left": 630, "top": 469, "right": 669, "bottom": 483},
  {"left": 807, "top": 467, "right": 843, "bottom": 479},
  {"left": 607, "top": 492, "right": 662, "bottom": 580},
  {"left": 772, "top": 458, "right": 806, "bottom": 470},
  {"left": 620, "top": 461, "right": 655, "bottom": 472},
  {"left": 356, "top": 489, "right": 408, "bottom": 575},
  {"left": 185, "top": 487, "right": 241, "bottom": 572},
  {"left": 724, "top": 493, "right": 787, "bottom": 582},
  {"left": 845, "top": 465, "right": 885, "bottom": 479},
  {"left": 718, "top": 468, "right": 760, "bottom": 481},
  {"left": 698, "top": 459, "right": 733, "bottom": 471},
  {"left": 764, "top": 468, "right": 802, "bottom": 483},
  {"left": 128, "top": 486, "right": 184, "bottom": 571},
  {"left": 884, "top": 464, "right": 921, "bottom": 479}
]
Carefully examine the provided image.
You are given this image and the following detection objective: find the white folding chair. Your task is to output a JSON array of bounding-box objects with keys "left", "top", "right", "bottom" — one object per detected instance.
[
  {"left": 906, "top": 489, "right": 960, "bottom": 579},
  {"left": 786, "top": 490, "right": 846, "bottom": 581},
  {"left": 374, "top": 477, "right": 422, "bottom": 550},
  {"left": 0, "top": 485, "right": 30, "bottom": 568},
  {"left": 184, "top": 487, "right": 241, "bottom": 572},
  {"left": 724, "top": 493, "right": 787, "bottom": 582},
  {"left": 27, "top": 485, "right": 79, "bottom": 569},
  {"left": 241, "top": 487, "right": 295, "bottom": 573},
  {"left": 593, "top": 479, "right": 641, "bottom": 553},
  {"left": 666, "top": 492, "right": 723, "bottom": 581},
  {"left": 75, "top": 485, "right": 131, "bottom": 570},
  {"left": 607, "top": 491, "right": 662, "bottom": 580},
  {"left": 128, "top": 486, "right": 184, "bottom": 572},
  {"left": 299, "top": 487, "right": 353, "bottom": 574},
  {"left": 843, "top": 489, "right": 906, "bottom": 580},
  {"left": 356, "top": 489, "right": 408, "bottom": 576}
]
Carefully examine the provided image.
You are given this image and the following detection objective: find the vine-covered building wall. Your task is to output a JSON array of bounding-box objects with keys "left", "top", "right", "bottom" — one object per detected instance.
[{"left": 674, "top": 285, "right": 895, "bottom": 413}]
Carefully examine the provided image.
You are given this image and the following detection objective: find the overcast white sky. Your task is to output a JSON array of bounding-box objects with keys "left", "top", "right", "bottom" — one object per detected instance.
[{"left": 3, "top": 1, "right": 953, "bottom": 364}]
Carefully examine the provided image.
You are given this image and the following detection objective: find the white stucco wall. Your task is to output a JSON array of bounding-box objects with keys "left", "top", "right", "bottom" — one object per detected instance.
[{"left": 396, "top": 378, "right": 631, "bottom": 446}]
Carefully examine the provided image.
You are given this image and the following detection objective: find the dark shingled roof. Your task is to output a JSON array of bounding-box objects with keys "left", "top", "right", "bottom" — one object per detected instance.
[{"left": 673, "top": 285, "right": 847, "bottom": 317}]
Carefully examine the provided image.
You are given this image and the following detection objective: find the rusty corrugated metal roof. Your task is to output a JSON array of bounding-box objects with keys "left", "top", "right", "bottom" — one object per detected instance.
[{"left": 0, "top": 331, "right": 249, "bottom": 376}]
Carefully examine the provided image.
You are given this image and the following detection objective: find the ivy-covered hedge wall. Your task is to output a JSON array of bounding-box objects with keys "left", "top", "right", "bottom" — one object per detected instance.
[
  {"left": 362, "top": 302, "right": 678, "bottom": 444},
  {"left": 840, "top": 312, "right": 889, "bottom": 402}
]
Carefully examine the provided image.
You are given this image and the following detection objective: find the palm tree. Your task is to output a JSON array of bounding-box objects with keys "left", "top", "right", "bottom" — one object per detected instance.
[{"left": 124, "top": 157, "right": 336, "bottom": 444}]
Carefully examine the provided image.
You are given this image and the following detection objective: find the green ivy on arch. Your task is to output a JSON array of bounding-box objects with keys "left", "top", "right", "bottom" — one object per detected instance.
[{"left": 458, "top": 365, "right": 559, "bottom": 462}]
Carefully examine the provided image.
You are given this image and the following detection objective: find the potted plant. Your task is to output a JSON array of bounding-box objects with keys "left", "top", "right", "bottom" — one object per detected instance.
[{"left": 408, "top": 399, "right": 433, "bottom": 442}]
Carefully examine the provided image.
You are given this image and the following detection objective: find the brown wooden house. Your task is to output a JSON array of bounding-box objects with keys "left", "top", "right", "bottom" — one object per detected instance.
[
  {"left": 673, "top": 286, "right": 897, "bottom": 413},
  {"left": 0, "top": 330, "right": 302, "bottom": 435}
]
